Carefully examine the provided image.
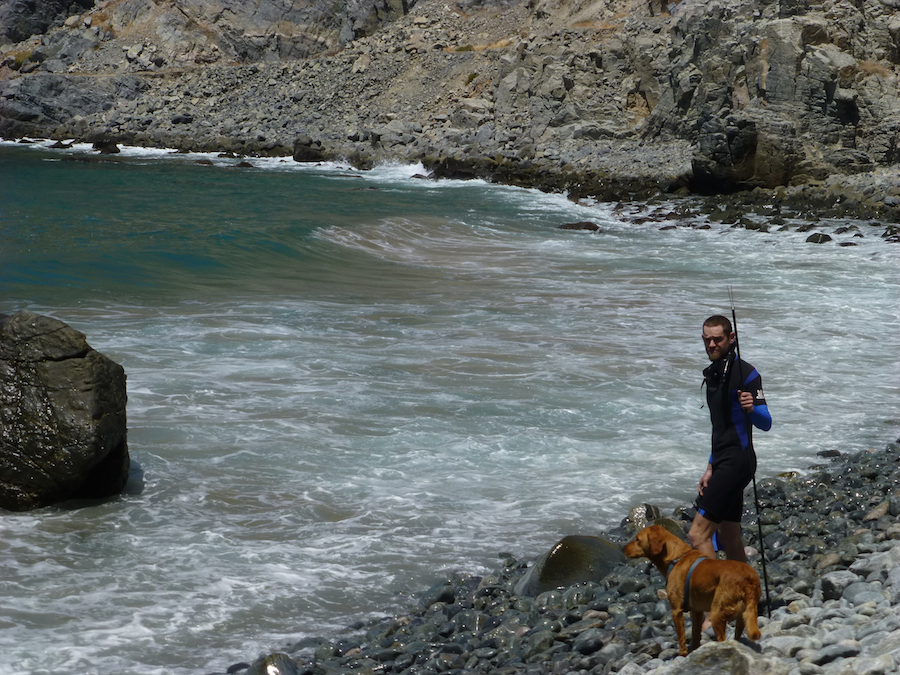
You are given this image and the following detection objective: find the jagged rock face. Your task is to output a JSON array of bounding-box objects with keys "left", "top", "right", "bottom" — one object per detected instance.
[
  {"left": 0, "top": 71, "right": 146, "bottom": 139},
  {"left": 0, "top": 311, "right": 130, "bottom": 511},
  {"left": 0, "top": 0, "right": 416, "bottom": 67},
  {"left": 0, "top": 0, "right": 94, "bottom": 43},
  {"left": 646, "top": 0, "right": 900, "bottom": 189},
  {"left": 3, "top": 0, "right": 900, "bottom": 196}
]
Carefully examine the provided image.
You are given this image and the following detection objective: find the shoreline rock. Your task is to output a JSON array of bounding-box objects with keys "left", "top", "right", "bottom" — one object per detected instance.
[
  {"left": 0, "top": 310, "right": 130, "bottom": 511},
  {"left": 220, "top": 440, "right": 900, "bottom": 675}
]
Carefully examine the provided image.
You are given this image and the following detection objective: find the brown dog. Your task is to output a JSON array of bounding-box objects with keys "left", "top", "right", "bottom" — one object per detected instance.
[{"left": 623, "top": 524, "right": 761, "bottom": 656}]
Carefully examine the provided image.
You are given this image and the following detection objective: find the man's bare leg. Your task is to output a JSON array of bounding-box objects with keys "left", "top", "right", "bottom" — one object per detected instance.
[
  {"left": 716, "top": 521, "right": 748, "bottom": 563},
  {"left": 688, "top": 511, "right": 718, "bottom": 559}
]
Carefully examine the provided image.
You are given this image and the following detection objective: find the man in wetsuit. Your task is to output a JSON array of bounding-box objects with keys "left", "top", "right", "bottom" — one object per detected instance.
[{"left": 688, "top": 315, "right": 772, "bottom": 563}]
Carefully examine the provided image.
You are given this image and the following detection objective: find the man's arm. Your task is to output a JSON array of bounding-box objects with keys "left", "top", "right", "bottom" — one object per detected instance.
[
  {"left": 748, "top": 403, "right": 771, "bottom": 430},
  {"left": 738, "top": 368, "right": 771, "bottom": 431},
  {"left": 698, "top": 463, "right": 713, "bottom": 495}
]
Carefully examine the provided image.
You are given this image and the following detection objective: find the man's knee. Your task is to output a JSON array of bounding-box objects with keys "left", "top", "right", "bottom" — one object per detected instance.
[
  {"left": 688, "top": 514, "right": 715, "bottom": 549},
  {"left": 687, "top": 523, "right": 703, "bottom": 549}
]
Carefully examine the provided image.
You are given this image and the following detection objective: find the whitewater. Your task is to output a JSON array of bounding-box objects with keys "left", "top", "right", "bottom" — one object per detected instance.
[{"left": 0, "top": 141, "right": 897, "bottom": 675}]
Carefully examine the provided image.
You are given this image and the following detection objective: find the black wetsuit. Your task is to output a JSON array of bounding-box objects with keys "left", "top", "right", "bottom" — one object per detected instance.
[{"left": 696, "top": 349, "right": 771, "bottom": 524}]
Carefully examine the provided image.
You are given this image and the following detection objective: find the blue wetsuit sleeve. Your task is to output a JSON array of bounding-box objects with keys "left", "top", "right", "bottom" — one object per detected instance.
[
  {"left": 749, "top": 403, "right": 772, "bottom": 431},
  {"left": 741, "top": 366, "right": 771, "bottom": 432}
]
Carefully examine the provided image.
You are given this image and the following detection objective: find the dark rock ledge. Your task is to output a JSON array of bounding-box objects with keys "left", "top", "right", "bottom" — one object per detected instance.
[{"left": 216, "top": 440, "right": 900, "bottom": 675}]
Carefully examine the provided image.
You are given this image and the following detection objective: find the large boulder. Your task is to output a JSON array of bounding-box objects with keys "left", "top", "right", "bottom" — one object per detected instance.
[
  {"left": 292, "top": 133, "right": 327, "bottom": 162},
  {"left": 514, "top": 534, "right": 626, "bottom": 597},
  {"left": 0, "top": 311, "right": 129, "bottom": 511},
  {"left": 650, "top": 640, "right": 790, "bottom": 675}
]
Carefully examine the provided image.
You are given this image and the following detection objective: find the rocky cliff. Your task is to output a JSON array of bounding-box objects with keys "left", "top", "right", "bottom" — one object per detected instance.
[{"left": 2, "top": 0, "right": 900, "bottom": 202}]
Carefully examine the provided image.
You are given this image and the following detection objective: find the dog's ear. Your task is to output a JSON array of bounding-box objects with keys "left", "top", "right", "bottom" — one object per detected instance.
[{"left": 647, "top": 527, "right": 665, "bottom": 557}]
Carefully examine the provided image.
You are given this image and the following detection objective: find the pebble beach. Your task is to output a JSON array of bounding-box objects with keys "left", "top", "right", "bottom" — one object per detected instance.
[{"left": 227, "top": 439, "right": 900, "bottom": 675}]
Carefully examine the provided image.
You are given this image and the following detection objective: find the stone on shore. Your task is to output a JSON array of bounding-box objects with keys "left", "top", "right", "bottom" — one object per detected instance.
[
  {"left": 244, "top": 652, "right": 298, "bottom": 675},
  {"left": 0, "top": 310, "right": 129, "bottom": 510},
  {"left": 651, "top": 640, "right": 790, "bottom": 675},
  {"left": 513, "top": 534, "right": 626, "bottom": 597},
  {"left": 292, "top": 134, "right": 326, "bottom": 163}
]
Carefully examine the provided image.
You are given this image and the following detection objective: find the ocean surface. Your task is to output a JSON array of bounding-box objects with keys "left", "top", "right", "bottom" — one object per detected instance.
[{"left": 0, "top": 140, "right": 898, "bottom": 675}]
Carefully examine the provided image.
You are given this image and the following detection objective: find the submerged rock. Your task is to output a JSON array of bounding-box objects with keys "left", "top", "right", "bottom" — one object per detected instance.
[
  {"left": 558, "top": 221, "right": 601, "bottom": 231},
  {"left": 0, "top": 311, "right": 129, "bottom": 510}
]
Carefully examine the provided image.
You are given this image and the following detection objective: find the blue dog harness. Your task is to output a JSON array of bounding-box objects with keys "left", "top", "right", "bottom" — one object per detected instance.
[{"left": 667, "top": 556, "right": 708, "bottom": 611}]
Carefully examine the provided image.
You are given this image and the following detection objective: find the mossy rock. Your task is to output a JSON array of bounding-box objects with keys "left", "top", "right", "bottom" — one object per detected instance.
[{"left": 649, "top": 517, "right": 686, "bottom": 538}]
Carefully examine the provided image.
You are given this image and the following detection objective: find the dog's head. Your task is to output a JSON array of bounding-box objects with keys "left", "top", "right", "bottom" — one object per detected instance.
[{"left": 622, "top": 524, "right": 670, "bottom": 560}]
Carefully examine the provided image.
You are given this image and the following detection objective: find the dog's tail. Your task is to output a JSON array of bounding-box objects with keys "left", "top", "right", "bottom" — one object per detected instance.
[{"left": 744, "top": 578, "right": 762, "bottom": 641}]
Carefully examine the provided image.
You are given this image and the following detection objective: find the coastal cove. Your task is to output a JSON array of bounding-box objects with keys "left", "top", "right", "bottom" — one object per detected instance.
[{"left": 0, "top": 142, "right": 898, "bottom": 675}]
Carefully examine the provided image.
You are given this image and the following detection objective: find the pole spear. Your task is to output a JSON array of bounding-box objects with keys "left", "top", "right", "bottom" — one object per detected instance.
[{"left": 728, "top": 285, "right": 772, "bottom": 618}]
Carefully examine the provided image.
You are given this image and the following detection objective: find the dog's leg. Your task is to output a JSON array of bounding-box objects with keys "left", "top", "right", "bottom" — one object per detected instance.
[
  {"left": 689, "top": 610, "right": 704, "bottom": 651},
  {"left": 734, "top": 612, "right": 745, "bottom": 641},
  {"left": 708, "top": 607, "right": 727, "bottom": 642},
  {"left": 673, "top": 609, "right": 688, "bottom": 656}
]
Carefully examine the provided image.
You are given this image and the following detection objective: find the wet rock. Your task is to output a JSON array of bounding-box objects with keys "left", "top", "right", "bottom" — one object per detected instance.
[
  {"left": 292, "top": 134, "right": 326, "bottom": 163},
  {"left": 558, "top": 221, "right": 601, "bottom": 231},
  {"left": 419, "top": 581, "right": 456, "bottom": 608},
  {"left": 625, "top": 503, "right": 663, "bottom": 532},
  {"left": 514, "top": 534, "right": 626, "bottom": 597},
  {"left": 93, "top": 139, "right": 120, "bottom": 154},
  {"left": 244, "top": 652, "right": 299, "bottom": 675},
  {"left": 0, "top": 311, "right": 130, "bottom": 510}
]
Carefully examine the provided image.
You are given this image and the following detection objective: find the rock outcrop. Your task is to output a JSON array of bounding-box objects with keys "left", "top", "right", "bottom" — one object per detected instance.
[
  {"left": 0, "top": 0, "right": 94, "bottom": 44},
  {"left": 2, "top": 0, "right": 900, "bottom": 199},
  {"left": 0, "top": 311, "right": 129, "bottom": 511},
  {"left": 0, "top": 0, "right": 411, "bottom": 72}
]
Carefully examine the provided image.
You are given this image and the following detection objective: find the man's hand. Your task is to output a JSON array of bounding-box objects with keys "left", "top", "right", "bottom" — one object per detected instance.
[
  {"left": 737, "top": 389, "right": 754, "bottom": 412},
  {"left": 698, "top": 465, "right": 713, "bottom": 495}
]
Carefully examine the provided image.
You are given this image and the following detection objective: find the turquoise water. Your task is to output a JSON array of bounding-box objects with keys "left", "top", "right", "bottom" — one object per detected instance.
[{"left": 1, "top": 141, "right": 898, "bottom": 675}]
